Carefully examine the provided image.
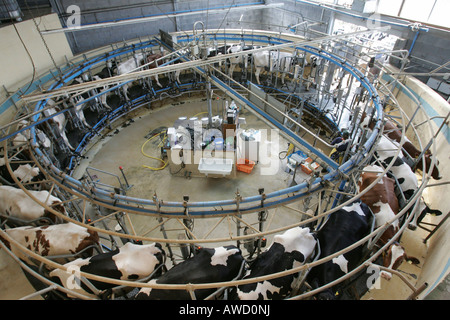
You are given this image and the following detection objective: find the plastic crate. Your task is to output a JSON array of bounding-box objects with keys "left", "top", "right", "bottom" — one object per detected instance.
[
  {"left": 237, "top": 159, "right": 256, "bottom": 174},
  {"left": 301, "top": 157, "right": 320, "bottom": 175}
]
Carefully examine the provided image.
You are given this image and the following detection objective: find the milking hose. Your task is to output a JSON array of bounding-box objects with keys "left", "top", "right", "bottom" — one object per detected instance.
[{"left": 141, "top": 131, "right": 168, "bottom": 171}]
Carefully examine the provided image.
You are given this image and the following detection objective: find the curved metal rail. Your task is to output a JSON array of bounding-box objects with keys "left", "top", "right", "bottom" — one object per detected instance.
[{"left": 0, "top": 28, "right": 437, "bottom": 300}]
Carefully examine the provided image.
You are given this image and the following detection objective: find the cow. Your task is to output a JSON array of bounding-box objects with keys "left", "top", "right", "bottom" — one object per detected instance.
[
  {"left": 252, "top": 50, "right": 294, "bottom": 85},
  {"left": 233, "top": 227, "right": 317, "bottom": 300},
  {"left": 357, "top": 165, "right": 420, "bottom": 280},
  {"left": 42, "top": 100, "right": 75, "bottom": 151},
  {"left": 379, "top": 242, "right": 419, "bottom": 280},
  {"left": 408, "top": 197, "right": 442, "bottom": 231},
  {"left": 0, "top": 185, "right": 66, "bottom": 226},
  {"left": 358, "top": 164, "right": 400, "bottom": 245},
  {"left": 360, "top": 113, "right": 441, "bottom": 180},
  {"left": 143, "top": 53, "right": 165, "bottom": 88},
  {"left": 373, "top": 135, "right": 418, "bottom": 200},
  {"left": 0, "top": 158, "right": 41, "bottom": 185},
  {"left": 371, "top": 137, "right": 442, "bottom": 229},
  {"left": 0, "top": 222, "right": 99, "bottom": 263},
  {"left": 116, "top": 53, "right": 151, "bottom": 97},
  {"left": 13, "top": 120, "right": 51, "bottom": 151},
  {"left": 227, "top": 45, "right": 258, "bottom": 79},
  {"left": 383, "top": 119, "right": 440, "bottom": 181},
  {"left": 307, "top": 201, "right": 371, "bottom": 300},
  {"left": 207, "top": 44, "right": 232, "bottom": 69},
  {"left": 302, "top": 54, "right": 320, "bottom": 91},
  {"left": 49, "top": 242, "right": 165, "bottom": 298},
  {"left": 135, "top": 245, "right": 244, "bottom": 300}
]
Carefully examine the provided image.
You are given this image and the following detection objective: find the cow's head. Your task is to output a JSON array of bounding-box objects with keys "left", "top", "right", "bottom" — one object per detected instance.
[
  {"left": 381, "top": 242, "right": 419, "bottom": 280},
  {"left": 42, "top": 200, "right": 66, "bottom": 224},
  {"left": 414, "top": 153, "right": 441, "bottom": 180},
  {"left": 359, "top": 112, "right": 375, "bottom": 131}
]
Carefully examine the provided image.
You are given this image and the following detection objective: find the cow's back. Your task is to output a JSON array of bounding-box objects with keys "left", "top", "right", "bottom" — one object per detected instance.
[
  {"left": 2, "top": 223, "right": 99, "bottom": 260},
  {"left": 135, "top": 246, "right": 243, "bottom": 300},
  {"left": 308, "top": 202, "right": 371, "bottom": 299}
]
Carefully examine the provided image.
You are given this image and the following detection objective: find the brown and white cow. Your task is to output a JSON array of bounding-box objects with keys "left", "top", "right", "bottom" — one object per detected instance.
[
  {"left": 0, "top": 158, "right": 41, "bottom": 185},
  {"left": 0, "top": 222, "right": 99, "bottom": 263},
  {"left": 358, "top": 165, "right": 399, "bottom": 244},
  {"left": 0, "top": 185, "right": 65, "bottom": 225},
  {"left": 358, "top": 165, "right": 419, "bottom": 280}
]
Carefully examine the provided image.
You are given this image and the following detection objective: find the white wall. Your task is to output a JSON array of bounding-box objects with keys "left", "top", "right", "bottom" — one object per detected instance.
[
  {"left": 382, "top": 68, "right": 450, "bottom": 299},
  {"left": 0, "top": 13, "right": 73, "bottom": 125}
]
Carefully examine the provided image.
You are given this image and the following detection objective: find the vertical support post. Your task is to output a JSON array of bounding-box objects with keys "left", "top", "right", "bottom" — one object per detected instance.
[
  {"left": 206, "top": 78, "right": 213, "bottom": 127},
  {"left": 235, "top": 189, "right": 242, "bottom": 248},
  {"left": 119, "top": 166, "right": 130, "bottom": 190},
  {"left": 153, "top": 192, "right": 175, "bottom": 264}
]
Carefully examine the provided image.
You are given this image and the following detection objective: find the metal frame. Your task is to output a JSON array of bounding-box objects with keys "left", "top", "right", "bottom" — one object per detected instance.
[{"left": 0, "top": 27, "right": 441, "bottom": 300}]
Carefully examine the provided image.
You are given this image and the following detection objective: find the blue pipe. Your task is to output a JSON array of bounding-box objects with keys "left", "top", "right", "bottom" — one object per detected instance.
[
  {"left": 408, "top": 30, "right": 420, "bottom": 56},
  {"left": 9, "top": 32, "right": 384, "bottom": 215}
]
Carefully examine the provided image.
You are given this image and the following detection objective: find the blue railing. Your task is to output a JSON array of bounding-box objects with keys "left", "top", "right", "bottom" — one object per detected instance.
[{"left": 1, "top": 31, "right": 383, "bottom": 217}]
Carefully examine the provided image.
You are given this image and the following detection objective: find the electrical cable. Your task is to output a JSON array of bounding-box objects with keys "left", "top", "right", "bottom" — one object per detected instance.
[
  {"left": 214, "top": 0, "right": 236, "bottom": 35},
  {"left": 2, "top": 0, "right": 37, "bottom": 98},
  {"left": 140, "top": 130, "right": 168, "bottom": 171}
]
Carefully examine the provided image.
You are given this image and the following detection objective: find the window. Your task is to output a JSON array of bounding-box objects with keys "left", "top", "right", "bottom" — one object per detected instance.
[
  {"left": 377, "top": 0, "right": 403, "bottom": 16},
  {"left": 376, "top": 0, "right": 449, "bottom": 29},
  {"left": 427, "top": 0, "right": 450, "bottom": 28},
  {"left": 400, "top": 0, "right": 435, "bottom": 22},
  {"left": 337, "top": 0, "right": 354, "bottom": 7}
]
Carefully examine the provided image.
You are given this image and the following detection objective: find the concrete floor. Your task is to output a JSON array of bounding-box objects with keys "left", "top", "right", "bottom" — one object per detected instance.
[
  {"left": 0, "top": 94, "right": 446, "bottom": 300},
  {"left": 76, "top": 96, "right": 306, "bottom": 201},
  {"left": 0, "top": 94, "right": 311, "bottom": 300},
  {"left": 74, "top": 95, "right": 315, "bottom": 253}
]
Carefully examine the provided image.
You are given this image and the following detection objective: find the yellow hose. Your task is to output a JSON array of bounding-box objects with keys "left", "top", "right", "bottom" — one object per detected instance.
[
  {"left": 192, "top": 111, "right": 208, "bottom": 118},
  {"left": 141, "top": 131, "right": 168, "bottom": 171}
]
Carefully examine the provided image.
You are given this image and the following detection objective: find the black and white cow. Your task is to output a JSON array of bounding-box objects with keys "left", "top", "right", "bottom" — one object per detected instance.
[
  {"left": 43, "top": 99, "right": 75, "bottom": 151},
  {"left": 134, "top": 245, "right": 244, "bottom": 300},
  {"left": 13, "top": 120, "right": 51, "bottom": 151},
  {"left": 0, "top": 222, "right": 99, "bottom": 263},
  {"left": 233, "top": 227, "right": 317, "bottom": 300},
  {"left": 372, "top": 135, "right": 417, "bottom": 200},
  {"left": 49, "top": 242, "right": 165, "bottom": 298},
  {"left": 0, "top": 185, "right": 66, "bottom": 225},
  {"left": 307, "top": 202, "right": 371, "bottom": 300}
]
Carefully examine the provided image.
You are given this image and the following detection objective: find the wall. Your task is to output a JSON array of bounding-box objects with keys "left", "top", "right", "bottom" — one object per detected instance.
[
  {"left": 51, "top": 0, "right": 265, "bottom": 54},
  {"left": 0, "top": 13, "right": 72, "bottom": 95},
  {"left": 381, "top": 67, "right": 450, "bottom": 299},
  {"left": 0, "top": 13, "right": 73, "bottom": 126},
  {"left": 47, "top": 0, "right": 450, "bottom": 93}
]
